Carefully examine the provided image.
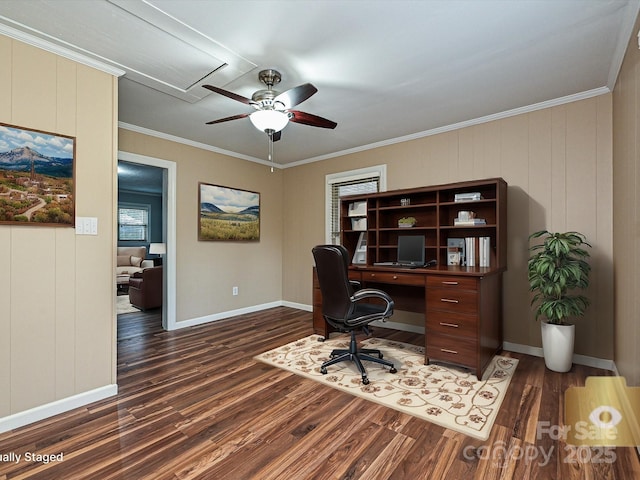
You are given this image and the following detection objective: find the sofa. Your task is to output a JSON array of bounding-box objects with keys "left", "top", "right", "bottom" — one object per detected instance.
[
  {"left": 129, "top": 266, "right": 163, "bottom": 310},
  {"left": 116, "top": 246, "right": 153, "bottom": 287}
]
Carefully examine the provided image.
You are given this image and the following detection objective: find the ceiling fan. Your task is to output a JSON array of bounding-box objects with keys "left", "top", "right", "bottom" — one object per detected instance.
[{"left": 203, "top": 69, "right": 337, "bottom": 142}]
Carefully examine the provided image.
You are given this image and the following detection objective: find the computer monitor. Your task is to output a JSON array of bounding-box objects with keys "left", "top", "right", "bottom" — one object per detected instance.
[{"left": 397, "top": 235, "right": 425, "bottom": 265}]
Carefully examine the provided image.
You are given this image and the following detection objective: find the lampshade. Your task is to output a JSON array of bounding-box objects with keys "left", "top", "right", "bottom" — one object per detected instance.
[
  {"left": 249, "top": 110, "right": 289, "bottom": 133},
  {"left": 149, "top": 243, "right": 166, "bottom": 255}
]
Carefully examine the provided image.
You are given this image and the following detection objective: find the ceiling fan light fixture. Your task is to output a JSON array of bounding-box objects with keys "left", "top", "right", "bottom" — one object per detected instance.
[{"left": 249, "top": 110, "right": 289, "bottom": 133}]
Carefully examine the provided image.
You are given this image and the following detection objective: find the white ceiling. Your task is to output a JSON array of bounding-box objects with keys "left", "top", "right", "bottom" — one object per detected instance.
[{"left": 0, "top": 0, "right": 638, "bottom": 167}]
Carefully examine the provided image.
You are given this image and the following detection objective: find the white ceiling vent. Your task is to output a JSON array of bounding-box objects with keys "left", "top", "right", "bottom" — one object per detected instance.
[{"left": 0, "top": 0, "right": 256, "bottom": 103}]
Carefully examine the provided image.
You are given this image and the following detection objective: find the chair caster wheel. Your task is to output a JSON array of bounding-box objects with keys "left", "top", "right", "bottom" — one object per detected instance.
[
  {"left": 320, "top": 367, "right": 327, "bottom": 375},
  {"left": 390, "top": 367, "right": 397, "bottom": 374},
  {"left": 362, "top": 377, "right": 370, "bottom": 385},
  {"left": 379, "top": 353, "right": 384, "bottom": 359}
]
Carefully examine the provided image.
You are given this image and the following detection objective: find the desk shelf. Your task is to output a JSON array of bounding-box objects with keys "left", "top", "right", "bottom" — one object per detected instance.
[{"left": 330, "top": 178, "right": 508, "bottom": 379}]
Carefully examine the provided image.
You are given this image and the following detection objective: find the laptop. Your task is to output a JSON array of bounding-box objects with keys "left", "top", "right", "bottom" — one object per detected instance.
[{"left": 374, "top": 235, "right": 425, "bottom": 268}]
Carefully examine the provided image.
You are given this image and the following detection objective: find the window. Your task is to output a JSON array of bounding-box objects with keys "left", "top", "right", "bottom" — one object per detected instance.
[
  {"left": 118, "top": 205, "right": 150, "bottom": 242},
  {"left": 325, "top": 165, "right": 386, "bottom": 244}
]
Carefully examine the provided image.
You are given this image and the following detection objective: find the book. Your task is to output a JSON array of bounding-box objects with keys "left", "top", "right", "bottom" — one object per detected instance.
[
  {"left": 465, "top": 237, "right": 476, "bottom": 267},
  {"left": 479, "top": 236, "right": 491, "bottom": 267},
  {"left": 454, "top": 192, "right": 482, "bottom": 202},
  {"left": 454, "top": 218, "right": 486, "bottom": 226}
]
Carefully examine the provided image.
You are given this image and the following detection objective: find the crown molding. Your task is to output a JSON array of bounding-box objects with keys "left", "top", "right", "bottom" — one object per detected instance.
[
  {"left": 284, "top": 87, "right": 611, "bottom": 168},
  {"left": 117, "top": 122, "right": 280, "bottom": 169},
  {"left": 0, "top": 20, "right": 124, "bottom": 77},
  {"left": 120, "top": 86, "right": 610, "bottom": 169}
]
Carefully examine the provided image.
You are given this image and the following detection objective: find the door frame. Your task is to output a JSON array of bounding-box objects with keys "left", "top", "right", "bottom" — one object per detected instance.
[{"left": 118, "top": 150, "right": 177, "bottom": 330}]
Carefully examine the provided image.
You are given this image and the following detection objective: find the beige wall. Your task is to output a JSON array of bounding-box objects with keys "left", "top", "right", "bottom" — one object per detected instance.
[
  {"left": 612, "top": 15, "right": 640, "bottom": 386},
  {"left": 283, "top": 95, "right": 615, "bottom": 360},
  {"left": 117, "top": 130, "right": 284, "bottom": 322},
  {"left": 0, "top": 37, "right": 117, "bottom": 416}
]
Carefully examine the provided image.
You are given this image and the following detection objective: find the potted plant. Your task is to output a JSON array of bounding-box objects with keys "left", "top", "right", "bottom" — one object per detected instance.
[{"left": 527, "top": 230, "right": 591, "bottom": 372}]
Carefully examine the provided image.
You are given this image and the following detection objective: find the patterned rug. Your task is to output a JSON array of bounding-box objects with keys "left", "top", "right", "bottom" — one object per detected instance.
[{"left": 255, "top": 334, "right": 517, "bottom": 440}]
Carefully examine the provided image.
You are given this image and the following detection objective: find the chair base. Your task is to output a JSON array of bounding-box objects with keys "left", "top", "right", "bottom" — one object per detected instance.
[{"left": 320, "top": 330, "right": 397, "bottom": 384}]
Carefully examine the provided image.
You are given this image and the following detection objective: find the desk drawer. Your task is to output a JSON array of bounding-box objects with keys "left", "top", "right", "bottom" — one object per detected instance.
[
  {"left": 427, "top": 311, "right": 477, "bottom": 338},
  {"left": 362, "top": 271, "right": 425, "bottom": 286},
  {"left": 426, "top": 333, "right": 476, "bottom": 367},
  {"left": 427, "top": 275, "right": 477, "bottom": 291},
  {"left": 427, "top": 288, "right": 478, "bottom": 315}
]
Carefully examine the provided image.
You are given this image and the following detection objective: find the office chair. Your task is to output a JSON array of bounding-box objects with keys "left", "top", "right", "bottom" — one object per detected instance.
[{"left": 312, "top": 245, "right": 397, "bottom": 385}]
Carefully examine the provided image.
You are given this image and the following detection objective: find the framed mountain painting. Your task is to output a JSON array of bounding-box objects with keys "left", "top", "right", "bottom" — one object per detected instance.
[
  {"left": 198, "top": 182, "right": 260, "bottom": 241},
  {"left": 0, "top": 123, "right": 75, "bottom": 227}
]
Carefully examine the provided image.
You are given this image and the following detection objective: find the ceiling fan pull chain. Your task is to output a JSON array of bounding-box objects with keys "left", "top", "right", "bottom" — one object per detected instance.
[{"left": 268, "top": 131, "right": 274, "bottom": 172}]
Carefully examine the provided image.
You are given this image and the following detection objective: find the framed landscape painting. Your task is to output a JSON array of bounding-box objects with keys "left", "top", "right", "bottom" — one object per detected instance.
[
  {"left": 198, "top": 182, "right": 260, "bottom": 241},
  {"left": 0, "top": 123, "right": 75, "bottom": 226}
]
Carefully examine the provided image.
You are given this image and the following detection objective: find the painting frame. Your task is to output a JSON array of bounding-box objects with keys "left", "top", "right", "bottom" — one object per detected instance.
[
  {"left": 0, "top": 122, "right": 76, "bottom": 227},
  {"left": 198, "top": 182, "right": 260, "bottom": 241}
]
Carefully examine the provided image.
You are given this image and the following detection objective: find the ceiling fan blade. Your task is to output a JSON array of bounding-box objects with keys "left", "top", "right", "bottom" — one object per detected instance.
[
  {"left": 272, "top": 130, "right": 282, "bottom": 142},
  {"left": 289, "top": 110, "right": 337, "bottom": 129},
  {"left": 203, "top": 84, "right": 254, "bottom": 105},
  {"left": 205, "top": 113, "right": 249, "bottom": 125},
  {"left": 274, "top": 83, "right": 317, "bottom": 109}
]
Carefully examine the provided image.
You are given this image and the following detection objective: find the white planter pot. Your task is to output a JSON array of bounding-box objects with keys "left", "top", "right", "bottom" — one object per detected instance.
[{"left": 540, "top": 321, "right": 575, "bottom": 372}]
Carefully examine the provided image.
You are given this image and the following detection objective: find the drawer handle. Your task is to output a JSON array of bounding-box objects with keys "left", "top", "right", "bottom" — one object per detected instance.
[
  {"left": 439, "top": 322, "right": 459, "bottom": 328},
  {"left": 393, "top": 275, "right": 398, "bottom": 280},
  {"left": 370, "top": 273, "right": 376, "bottom": 277},
  {"left": 442, "top": 281, "right": 458, "bottom": 285},
  {"left": 441, "top": 348, "right": 458, "bottom": 354},
  {"left": 440, "top": 298, "right": 459, "bottom": 304}
]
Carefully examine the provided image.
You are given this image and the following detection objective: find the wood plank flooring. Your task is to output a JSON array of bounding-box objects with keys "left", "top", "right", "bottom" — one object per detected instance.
[{"left": 0, "top": 306, "right": 638, "bottom": 479}]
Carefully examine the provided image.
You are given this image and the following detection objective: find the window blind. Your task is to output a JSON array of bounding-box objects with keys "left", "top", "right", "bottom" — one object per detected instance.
[
  {"left": 118, "top": 206, "right": 149, "bottom": 241},
  {"left": 330, "top": 177, "right": 379, "bottom": 244}
]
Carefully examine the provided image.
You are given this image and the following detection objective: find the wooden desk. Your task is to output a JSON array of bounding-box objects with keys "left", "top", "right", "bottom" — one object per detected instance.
[{"left": 312, "top": 265, "right": 503, "bottom": 380}]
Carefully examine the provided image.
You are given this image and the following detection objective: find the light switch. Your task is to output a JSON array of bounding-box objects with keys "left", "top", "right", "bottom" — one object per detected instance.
[{"left": 75, "top": 217, "right": 98, "bottom": 235}]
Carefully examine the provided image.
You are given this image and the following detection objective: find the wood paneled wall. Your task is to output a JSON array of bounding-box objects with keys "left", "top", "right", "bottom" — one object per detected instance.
[
  {"left": 0, "top": 37, "right": 117, "bottom": 418},
  {"left": 612, "top": 14, "right": 640, "bottom": 386},
  {"left": 283, "top": 95, "right": 614, "bottom": 361}
]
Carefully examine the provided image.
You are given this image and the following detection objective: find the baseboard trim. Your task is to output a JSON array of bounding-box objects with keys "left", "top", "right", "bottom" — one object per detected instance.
[
  {"left": 282, "top": 301, "right": 312, "bottom": 312},
  {"left": 172, "top": 304, "right": 619, "bottom": 372},
  {"left": 0, "top": 384, "right": 118, "bottom": 434},
  {"left": 502, "top": 342, "right": 616, "bottom": 371},
  {"left": 174, "top": 301, "right": 285, "bottom": 329}
]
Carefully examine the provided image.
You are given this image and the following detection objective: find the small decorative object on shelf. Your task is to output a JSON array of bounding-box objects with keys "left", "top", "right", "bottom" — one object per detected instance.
[
  {"left": 400, "top": 197, "right": 411, "bottom": 206},
  {"left": 454, "top": 192, "right": 482, "bottom": 202},
  {"left": 398, "top": 216, "right": 417, "bottom": 228},
  {"left": 447, "top": 237, "right": 465, "bottom": 266},
  {"left": 348, "top": 201, "right": 367, "bottom": 216},
  {"left": 351, "top": 217, "right": 367, "bottom": 230}
]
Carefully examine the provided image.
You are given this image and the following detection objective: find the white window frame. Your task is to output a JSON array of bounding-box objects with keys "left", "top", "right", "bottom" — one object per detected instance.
[{"left": 325, "top": 165, "right": 387, "bottom": 244}]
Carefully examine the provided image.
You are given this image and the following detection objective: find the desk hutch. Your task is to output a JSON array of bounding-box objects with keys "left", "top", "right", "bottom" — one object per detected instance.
[{"left": 312, "top": 177, "right": 507, "bottom": 379}]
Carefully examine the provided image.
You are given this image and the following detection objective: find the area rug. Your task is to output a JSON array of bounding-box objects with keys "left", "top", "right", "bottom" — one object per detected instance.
[
  {"left": 116, "top": 295, "right": 140, "bottom": 315},
  {"left": 255, "top": 334, "right": 518, "bottom": 440}
]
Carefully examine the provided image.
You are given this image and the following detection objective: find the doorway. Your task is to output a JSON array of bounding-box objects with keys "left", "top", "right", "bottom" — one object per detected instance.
[{"left": 117, "top": 151, "right": 177, "bottom": 330}]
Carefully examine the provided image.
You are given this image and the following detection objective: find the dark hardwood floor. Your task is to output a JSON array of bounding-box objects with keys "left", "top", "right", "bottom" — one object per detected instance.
[{"left": 0, "top": 307, "right": 638, "bottom": 479}]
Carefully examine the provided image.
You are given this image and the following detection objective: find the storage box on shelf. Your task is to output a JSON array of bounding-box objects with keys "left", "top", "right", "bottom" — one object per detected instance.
[{"left": 313, "top": 177, "right": 507, "bottom": 379}]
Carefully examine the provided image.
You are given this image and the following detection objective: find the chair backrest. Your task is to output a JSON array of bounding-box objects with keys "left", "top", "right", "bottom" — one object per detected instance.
[{"left": 312, "top": 245, "right": 354, "bottom": 321}]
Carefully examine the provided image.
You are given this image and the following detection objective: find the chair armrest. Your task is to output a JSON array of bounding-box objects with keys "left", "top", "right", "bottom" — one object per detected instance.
[
  {"left": 347, "top": 288, "right": 395, "bottom": 325},
  {"left": 141, "top": 259, "right": 154, "bottom": 268}
]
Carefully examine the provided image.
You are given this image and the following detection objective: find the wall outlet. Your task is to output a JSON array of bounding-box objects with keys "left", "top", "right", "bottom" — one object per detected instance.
[{"left": 232, "top": 286, "right": 239, "bottom": 296}]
